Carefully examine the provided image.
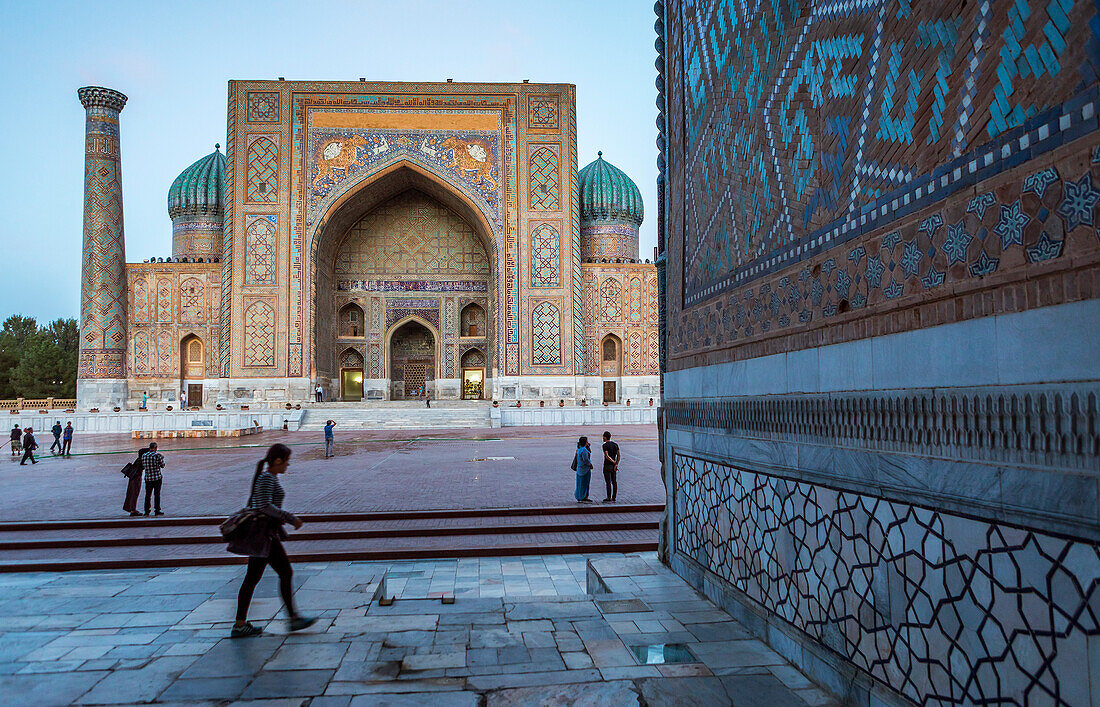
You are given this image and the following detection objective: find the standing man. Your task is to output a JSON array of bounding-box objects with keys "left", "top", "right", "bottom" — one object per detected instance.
[
  {"left": 180, "top": 388, "right": 188, "bottom": 410},
  {"left": 49, "top": 421, "right": 63, "bottom": 455},
  {"left": 141, "top": 392, "right": 147, "bottom": 410},
  {"left": 9, "top": 424, "right": 21, "bottom": 457},
  {"left": 315, "top": 383, "right": 323, "bottom": 403},
  {"left": 601, "top": 431, "right": 620, "bottom": 503},
  {"left": 142, "top": 442, "right": 165, "bottom": 516},
  {"left": 323, "top": 419, "right": 336, "bottom": 459},
  {"left": 20, "top": 427, "right": 38, "bottom": 466},
  {"left": 62, "top": 422, "right": 74, "bottom": 457}
]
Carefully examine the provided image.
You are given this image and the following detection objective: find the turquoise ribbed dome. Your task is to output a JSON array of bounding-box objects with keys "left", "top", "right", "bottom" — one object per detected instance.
[
  {"left": 577, "top": 152, "right": 643, "bottom": 227},
  {"left": 168, "top": 145, "right": 226, "bottom": 218}
]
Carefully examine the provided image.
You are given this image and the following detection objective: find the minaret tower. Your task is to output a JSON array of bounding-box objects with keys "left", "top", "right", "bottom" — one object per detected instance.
[{"left": 76, "top": 86, "right": 129, "bottom": 410}]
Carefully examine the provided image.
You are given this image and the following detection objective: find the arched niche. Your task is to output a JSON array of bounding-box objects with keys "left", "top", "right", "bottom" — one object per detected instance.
[
  {"left": 338, "top": 302, "right": 364, "bottom": 338},
  {"left": 600, "top": 333, "right": 622, "bottom": 403},
  {"left": 309, "top": 161, "right": 500, "bottom": 382}
]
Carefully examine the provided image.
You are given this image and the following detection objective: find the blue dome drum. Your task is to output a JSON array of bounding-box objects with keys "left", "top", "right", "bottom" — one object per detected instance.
[
  {"left": 168, "top": 145, "right": 226, "bottom": 259},
  {"left": 577, "top": 152, "right": 643, "bottom": 261}
]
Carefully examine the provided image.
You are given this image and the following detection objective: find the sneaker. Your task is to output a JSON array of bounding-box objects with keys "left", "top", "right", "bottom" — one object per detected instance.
[
  {"left": 129, "top": 511, "right": 141, "bottom": 517},
  {"left": 154, "top": 511, "right": 164, "bottom": 516},
  {"left": 230, "top": 622, "right": 264, "bottom": 638},
  {"left": 288, "top": 616, "right": 318, "bottom": 632},
  {"left": 600, "top": 498, "right": 611, "bottom": 503},
  {"left": 143, "top": 512, "right": 150, "bottom": 516}
]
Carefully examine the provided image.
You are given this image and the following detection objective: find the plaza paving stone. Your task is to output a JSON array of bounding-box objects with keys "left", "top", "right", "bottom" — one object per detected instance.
[
  {"left": 0, "top": 425, "right": 661, "bottom": 522},
  {"left": 0, "top": 552, "right": 838, "bottom": 705}
]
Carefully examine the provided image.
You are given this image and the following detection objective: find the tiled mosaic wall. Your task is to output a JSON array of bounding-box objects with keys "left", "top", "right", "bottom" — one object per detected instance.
[
  {"left": 580, "top": 264, "right": 660, "bottom": 375},
  {"left": 221, "top": 80, "right": 580, "bottom": 381},
  {"left": 662, "top": 0, "right": 1100, "bottom": 369},
  {"left": 126, "top": 264, "right": 221, "bottom": 381},
  {"left": 672, "top": 452, "right": 1100, "bottom": 706},
  {"left": 658, "top": 2, "right": 1100, "bottom": 703}
]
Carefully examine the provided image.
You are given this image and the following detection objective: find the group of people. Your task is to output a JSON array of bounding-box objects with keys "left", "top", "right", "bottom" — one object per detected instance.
[
  {"left": 9, "top": 422, "right": 73, "bottom": 464},
  {"left": 571, "top": 431, "right": 622, "bottom": 503}
]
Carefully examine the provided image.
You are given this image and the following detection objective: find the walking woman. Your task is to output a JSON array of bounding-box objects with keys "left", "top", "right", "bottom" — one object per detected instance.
[
  {"left": 232, "top": 443, "right": 316, "bottom": 638},
  {"left": 122, "top": 445, "right": 147, "bottom": 516},
  {"left": 572, "top": 436, "right": 593, "bottom": 503}
]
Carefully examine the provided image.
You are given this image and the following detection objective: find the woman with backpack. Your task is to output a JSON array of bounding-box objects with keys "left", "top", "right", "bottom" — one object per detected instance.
[{"left": 231, "top": 443, "right": 317, "bottom": 638}]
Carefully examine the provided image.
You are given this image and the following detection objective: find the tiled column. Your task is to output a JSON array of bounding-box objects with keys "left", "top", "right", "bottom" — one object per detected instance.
[{"left": 76, "top": 86, "right": 129, "bottom": 410}]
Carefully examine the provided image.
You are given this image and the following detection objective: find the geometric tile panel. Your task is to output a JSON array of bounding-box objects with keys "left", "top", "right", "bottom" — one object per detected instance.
[
  {"left": 673, "top": 452, "right": 1100, "bottom": 706},
  {"left": 599, "top": 277, "right": 622, "bottom": 322},
  {"left": 245, "top": 215, "right": 277, "bottom": 285},
  {"left": 531, "top": 300, "right": 562, "bottom": 365},
  {"left": 528, "top": 146, "right": 560, "bottom": 211},
  {"left": 246, "top": 136, "right": 279, "bottom": 203},
  {"left": 245, "top": 91, "right": 280, "bottom": 123},
  {"left": 528, "top": 94, "right": 560, "bottom": 131},
  {"left": 335, "top": 192, "right": 489, "bottom": 277},
  {"left": 243, "top": 300, "right": 276, "bottom": 367},
  {"left": 530, "top": 222, "right": 561, "bottom": 287}
]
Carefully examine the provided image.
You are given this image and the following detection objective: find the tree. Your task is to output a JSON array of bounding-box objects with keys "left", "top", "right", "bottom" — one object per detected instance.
[{"left": 1, "top": 316, "right": 79, "bottom": 399}]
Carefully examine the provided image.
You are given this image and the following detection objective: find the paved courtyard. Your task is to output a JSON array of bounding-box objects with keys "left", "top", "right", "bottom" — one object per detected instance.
[
  {"left": 0, "top": 425, "right": 661, "bottom": 521},
  {"left": 0, "top": 552, "right": 833, "bottom": 706}
]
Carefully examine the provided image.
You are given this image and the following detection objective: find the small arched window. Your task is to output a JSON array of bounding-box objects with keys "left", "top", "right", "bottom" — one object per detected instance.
[
  {"left": 602, "top": 337, "right": 617, "bottom": 362},
  {"left": 340, "top": 303, "right": 364, "bottom": 337},
  {"left": 187, "top": 338, "right": 203, "bottom": 364}
]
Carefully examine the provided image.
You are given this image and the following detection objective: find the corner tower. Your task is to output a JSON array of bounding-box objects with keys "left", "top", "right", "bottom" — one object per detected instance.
[
  {"left": 76, "top": 86, "right": 129, "bottom": 410},
  {"left": 168, "top": 145, "right": 226, "bottom": 259},
  {"left": 577, "top": 152, "right": 643, "bottom": 260}
]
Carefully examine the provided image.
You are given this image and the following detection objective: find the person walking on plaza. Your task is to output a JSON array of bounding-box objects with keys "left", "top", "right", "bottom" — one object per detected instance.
[
  {"left": 323, "top": 419, "right": 336, "bottom": 458},
  {"left": 62, "top": 422, "right": 74, "bottom": 457},
  {"left": 601, "top": 431, "right": 620, "bottom": 503},
  {"left": 49, "top": 421, "right": 63, "bottom": 455},
  {"left": 142, "top": 442, "right": 165, "bottom": 516},
  {"left": 572, "top": 436, "right": 593, "bottom": 503},
  {"left": 231, "top": 443, "right": 317, "bottom": 638},
  {"left": 122, "top": 444, "right": 147, "bottom": 516},
  {"left": 315, "top": 383, "right": 323, "bottom": 403},
  {"left": 9, "top": 424, "right": 21, "bottom": 458},
  {"left": 20, "top": 428, "right": 38, "bottom": 465}
]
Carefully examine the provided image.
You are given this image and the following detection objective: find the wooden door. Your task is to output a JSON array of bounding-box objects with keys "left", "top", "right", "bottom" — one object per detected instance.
[
  {"left": 187, "top": 384, "right": 203, "bottom": 408},
  {"left": 603, "top": 381, "right": 617, "bottom": 403}
]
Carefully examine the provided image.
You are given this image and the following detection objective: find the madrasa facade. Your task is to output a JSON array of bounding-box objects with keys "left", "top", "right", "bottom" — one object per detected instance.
[{"left": 75, "top": 81, "right": 659, "bottom": 410}]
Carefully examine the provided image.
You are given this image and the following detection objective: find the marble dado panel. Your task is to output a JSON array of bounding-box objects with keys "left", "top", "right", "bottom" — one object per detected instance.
[
  {"left": 671, "top": 452, "right": 1100, "bottom": 706},
  {"left": 663, "top": 383, "right": 1100, "bottom": 473}
]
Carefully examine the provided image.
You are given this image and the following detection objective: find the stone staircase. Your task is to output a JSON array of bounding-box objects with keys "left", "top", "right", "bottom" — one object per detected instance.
[{"left": 297, "top": 401, "right": 492, "bottom": 430}]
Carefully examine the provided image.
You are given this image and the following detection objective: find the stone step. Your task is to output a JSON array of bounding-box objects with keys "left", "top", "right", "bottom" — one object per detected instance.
[{"left": 0, "top": 506, "right": 662, "bottom": 571}]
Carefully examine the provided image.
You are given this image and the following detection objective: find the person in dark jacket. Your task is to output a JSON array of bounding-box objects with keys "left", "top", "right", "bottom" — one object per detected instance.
[
  {"left": 19, "top": 428, "right": 38, "bottom": 465},
  {"left": 123, "top": 445, "right": 147, "bottom": 516},
  {"left": 10, "top": 424, "right": 21, "bottom": 457},
  {"left": 49, "top": 421, "right": 63, "bottom": 455},
  {"left": 232, "top": 443, "right": 317, "bottom": 638}
]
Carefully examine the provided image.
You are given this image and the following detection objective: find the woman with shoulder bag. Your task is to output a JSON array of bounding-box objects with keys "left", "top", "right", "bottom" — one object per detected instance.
[
  {"left": 231, "top": 443, "right": 317, "bottom": 638},
  {"left": 572, "top": 436, "right": 593, "bottom": 503},
  {"left": 122, "top": 446, "right": 147, "bottom": 517}
]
